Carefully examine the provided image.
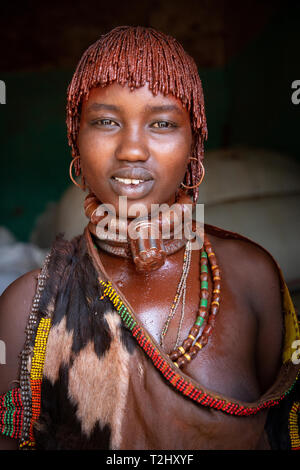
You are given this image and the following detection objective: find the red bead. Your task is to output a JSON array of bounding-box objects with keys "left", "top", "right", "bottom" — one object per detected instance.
[
  {"left": 209, "top": 255, "right": 217, "bottom": 266},
  {"left": 190, "top": 326, "right": 200, "bottom": 337},
  {"left": 189, "top": 348, "right": 198, "bottom": 359},
  {"left": 205, "top": 244, "right": 213, "bottom": 254},
  {"left": 203, "top": 324, "right": 212, "bottom": 336},
  {"left": 169, "top": 350, "right": 180, "bottom": 361},
  {"left": 199, "top": 310, "right": 207, "bottom": 319},
  {"left": 183, "top": 338, "right": 193, "bottom": 350},
  {"left": 177, "top": 356, "right": 186, "bottom": 368},
  {"left": 211, "top": 305, "right": 219, "bottom": 316}
]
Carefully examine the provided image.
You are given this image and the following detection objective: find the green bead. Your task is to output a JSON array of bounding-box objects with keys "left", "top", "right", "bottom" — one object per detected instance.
[
  {"left": 201, "top": 265, "right": 208, "bottom": 273},
  {"left": 200, "top": 298, "right": 208, "bottom": 307},
  {"left": 201, "top": 251, "right": 208, "bottom": 258},
  {"left": 195, "top": 316, "right": 204, "bottom": 326},
  {"left": 201, "top": 281, "right": 208, "bottom": 289}
]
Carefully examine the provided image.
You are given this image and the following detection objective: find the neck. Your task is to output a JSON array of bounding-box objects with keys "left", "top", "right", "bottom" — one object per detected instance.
[{"left": 85, "top": 190, "right": 195, "bottom": 272}]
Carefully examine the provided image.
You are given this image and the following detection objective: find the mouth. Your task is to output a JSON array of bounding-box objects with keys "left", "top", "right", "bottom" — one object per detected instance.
[
  {"left": 109, "top": 168, "right": 155, "bottom": 199},
  {"left": 113, "top": 177, "right": 148, "bottom": 185}
]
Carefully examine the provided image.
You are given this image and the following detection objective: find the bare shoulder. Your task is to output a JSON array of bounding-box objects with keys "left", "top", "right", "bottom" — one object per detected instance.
[
  {"left": 208, "top": 231, "right": 282, "bottom": 310},
  {"left": 208, "top": 231, "right": 283, "bottom": 392},
  {"left": 0, "top": 269, "right": 41, "bottom": 449},
  {"left": 0, "top": 269, "right": 41, "bottom": 392}
]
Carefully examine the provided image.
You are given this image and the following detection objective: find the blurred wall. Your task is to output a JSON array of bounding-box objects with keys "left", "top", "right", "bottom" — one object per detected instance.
[{"left": 0, "top": 0, "right": 299, "bottom": 242}]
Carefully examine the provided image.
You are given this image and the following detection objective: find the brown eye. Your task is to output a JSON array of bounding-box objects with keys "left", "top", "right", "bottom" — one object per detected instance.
[
  {"left": 91, "top": 118, "right": 119, "bottom": 127},
  {"left": 100, "top": 119, "right": 118, "bottom": 126},
  {"left": 152, "top": 121, "right": 174, "bottom": 129}
]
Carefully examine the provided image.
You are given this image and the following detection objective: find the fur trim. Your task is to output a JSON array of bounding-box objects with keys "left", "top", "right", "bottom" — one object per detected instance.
[
  {"left": 43, "top": 316, "right": 73, "bottom": 384},
  {"left": 68, "top": 311, "right": 130, "bottom": 448}
]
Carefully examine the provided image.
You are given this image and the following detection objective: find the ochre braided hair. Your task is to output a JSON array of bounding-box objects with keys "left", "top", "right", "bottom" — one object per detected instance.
[{"left": 66, "top": 25, "right": 208, "bottom": 202}]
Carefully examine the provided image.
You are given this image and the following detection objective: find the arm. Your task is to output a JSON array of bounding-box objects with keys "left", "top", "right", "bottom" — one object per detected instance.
[
  {"left": 0, "top": 269, "right": 41, "bottom": 450},
  {"left": 244, "top": 243, "right": 283, "bottom": 393}
]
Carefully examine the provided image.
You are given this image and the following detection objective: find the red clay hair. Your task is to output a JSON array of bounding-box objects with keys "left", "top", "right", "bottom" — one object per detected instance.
[{"left": 66, "top": 26, "right": 207, "bottom": 202}]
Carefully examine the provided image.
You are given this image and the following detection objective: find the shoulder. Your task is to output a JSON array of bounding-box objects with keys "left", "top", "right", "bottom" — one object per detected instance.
[
  {"left": 0, "top": 268, "right": 41, "bottom": 325},
  {"left": 0, "top": 269, "right": 41, "bottom": 449},
  {"left": 0, "top": 269, "right": 41, "bottom": 393},
  {"left": 205, "top": 224, "right": 282, "bottom": 310}
]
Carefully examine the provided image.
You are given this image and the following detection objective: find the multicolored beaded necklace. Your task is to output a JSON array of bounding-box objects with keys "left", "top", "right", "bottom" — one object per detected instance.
[
  {"left": 289, "top": 401, "right": 300, "bottom": 450},
  {"left": 163, "top": 236, "right": 221, "bottom": 369}
]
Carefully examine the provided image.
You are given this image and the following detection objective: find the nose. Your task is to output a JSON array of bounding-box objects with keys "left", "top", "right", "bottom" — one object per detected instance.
[{"left": 115, "top": 126, "right": 149, "bottom": 162}]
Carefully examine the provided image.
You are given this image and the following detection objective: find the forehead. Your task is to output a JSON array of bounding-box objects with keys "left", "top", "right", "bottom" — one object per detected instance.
[{"left": 81, "top": 82, "right": 189, "bottom": 116}]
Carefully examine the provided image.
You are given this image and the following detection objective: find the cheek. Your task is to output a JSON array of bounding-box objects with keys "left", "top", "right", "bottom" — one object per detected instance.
[
  {"left": 77, "top": 128, "right": 111, "bottom": 177},
  {"left": 152, "top": 135, "right": 191, "bottom": 181}
]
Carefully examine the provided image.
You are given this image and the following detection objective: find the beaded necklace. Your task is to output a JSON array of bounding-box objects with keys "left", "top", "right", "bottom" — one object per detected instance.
[
  {"left": 18, "top": 253, "right": 52, "bottom": 448},
  {"left": 96, "top": 229, "right": 221, "bottom": 370},
  {"left": 289, "top": 401, "right": 300, "bottom": 450},
  {"left": 168, "top": 237, "right": 221, "bottom": 369}
]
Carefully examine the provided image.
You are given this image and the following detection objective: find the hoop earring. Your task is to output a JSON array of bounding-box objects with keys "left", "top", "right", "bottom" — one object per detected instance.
[
  {"left": 69, "top": 156, "right": 86, "bottom": 191},
  {"left": 181, "top": 159, "right": 205, "bottom": 189}
]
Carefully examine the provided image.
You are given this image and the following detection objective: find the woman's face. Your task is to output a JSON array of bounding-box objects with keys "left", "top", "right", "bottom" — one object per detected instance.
[{"left": 78, "top": 82, "right": 192, "bottom": 216}]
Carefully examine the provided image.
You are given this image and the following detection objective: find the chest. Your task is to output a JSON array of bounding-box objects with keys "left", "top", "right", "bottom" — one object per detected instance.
[{"left": 100, "top": 248, "right": 261, "bottom": 403}]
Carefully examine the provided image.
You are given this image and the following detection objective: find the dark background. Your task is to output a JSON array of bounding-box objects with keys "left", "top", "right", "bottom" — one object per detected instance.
[{"left": 0, "top": 0, "right": 299, "bottom": 270}]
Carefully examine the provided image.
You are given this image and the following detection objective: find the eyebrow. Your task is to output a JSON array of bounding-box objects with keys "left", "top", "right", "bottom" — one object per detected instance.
[
  {"left": 87, "top": 103, "right": 119, "bottom": 112},
  {"left": 87, "top": 103, "right": 184, "bottom": 114},
  {"left": 144, "top": 104, "right": 184, "bottom": 114}
]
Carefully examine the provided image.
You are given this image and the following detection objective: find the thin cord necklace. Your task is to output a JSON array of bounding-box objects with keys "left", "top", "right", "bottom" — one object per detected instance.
[{"left": 160, "top": 240, "right": 192, "bottom": 350}]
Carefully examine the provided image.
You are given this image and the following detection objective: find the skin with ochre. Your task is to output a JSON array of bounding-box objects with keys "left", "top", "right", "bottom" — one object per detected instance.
[{"left": 0, "top": 82, "right": 283, "bottom": 450}]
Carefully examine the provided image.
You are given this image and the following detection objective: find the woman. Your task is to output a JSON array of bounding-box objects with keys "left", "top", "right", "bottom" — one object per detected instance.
[{"left": 0, "top": 26, "right": 299, "bottom": 450}]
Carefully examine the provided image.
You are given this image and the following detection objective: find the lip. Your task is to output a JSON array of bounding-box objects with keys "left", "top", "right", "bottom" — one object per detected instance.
[
  {"left": 109, "top": 177, "right": 155, "bottom": 199},
  {"left": 111, "top": 167, "right": 154, "bottom": 181},
  {"left": 109, "top": 167, "right": 155, "bottom": 199}
]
